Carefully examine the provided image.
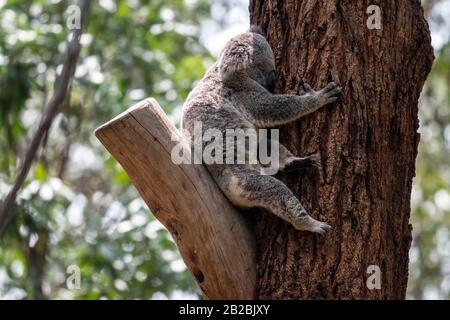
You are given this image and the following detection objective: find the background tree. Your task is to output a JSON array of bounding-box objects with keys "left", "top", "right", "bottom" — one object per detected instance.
[{"left": 249, "top": 0, "right": 434, "bottom": 299}]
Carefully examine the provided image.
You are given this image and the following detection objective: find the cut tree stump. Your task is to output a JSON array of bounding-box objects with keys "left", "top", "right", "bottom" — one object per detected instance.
[{"left": 95, "top": 98, "right": 256, "bottom": 300}]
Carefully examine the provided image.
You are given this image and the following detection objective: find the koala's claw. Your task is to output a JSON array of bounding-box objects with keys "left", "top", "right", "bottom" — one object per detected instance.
[
  {"left": 310, "top": 221, "right": 332, "bottom": 235},
  {"left": 299, "top": 82, "right": 315, "bottom": 95},
  {"left": 320, "top": 82, "right": 342, "bottom": 105},
  {"left": 304, "top": 83, "right": 315, "bottom": 93},
  {"left": 322, "top": 82, "right": 337, "bottom": 92},
  {"left": 303, "top": 153, "right": 320, "bottom": 170},
  {"left": 300, "top": 82, "right": 342, "bottom": 106},
  {"left": 293, "top": 216, "right": 332, "bottom": 235}
]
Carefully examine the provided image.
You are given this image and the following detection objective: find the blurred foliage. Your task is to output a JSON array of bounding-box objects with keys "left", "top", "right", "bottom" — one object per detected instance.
[
  {"left": 0, "top": 0, "right": 449, "bottom": 300},
  {"left": 0, "top": 0, "right": 214, "bottom": 299},
  {"left": 405, "top": 0, "right": 450, "bottom": 300},
  {"left": 408, "top": 42, "right": 450, "bottom": 299}
]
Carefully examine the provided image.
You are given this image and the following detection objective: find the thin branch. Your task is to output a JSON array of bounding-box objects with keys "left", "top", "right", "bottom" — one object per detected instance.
[{"left": 0, "top": 0, "right": 91, "bottom": 232}]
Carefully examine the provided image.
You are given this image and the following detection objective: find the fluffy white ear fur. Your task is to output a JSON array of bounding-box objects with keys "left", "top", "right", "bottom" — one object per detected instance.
[{"left": 218, "top": 43, "right": 253, "bottom": 81}]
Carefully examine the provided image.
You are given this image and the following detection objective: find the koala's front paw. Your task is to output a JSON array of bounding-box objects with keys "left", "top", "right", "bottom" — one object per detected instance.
[
  {"left": 299, "top": 82, "right": 315, "bottom": 96},
  {"left": 317, "top": 82, "right": 342, "bottom": 106}
]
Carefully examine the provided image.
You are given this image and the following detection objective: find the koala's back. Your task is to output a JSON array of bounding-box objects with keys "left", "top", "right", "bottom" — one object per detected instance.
[{"left": 181, "top": 64, "right": 253, "bottom": 137}]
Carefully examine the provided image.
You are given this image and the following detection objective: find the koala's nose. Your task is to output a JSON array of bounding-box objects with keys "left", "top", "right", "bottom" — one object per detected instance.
[{"left": 267, "top": 70, "right": 276, "bottom": 93}]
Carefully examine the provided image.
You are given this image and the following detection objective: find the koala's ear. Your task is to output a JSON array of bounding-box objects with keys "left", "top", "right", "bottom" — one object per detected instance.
[
  {"left": 249, "top": 25, "right": 265, "bottom": 36},
  {"left": 218, "top": 42, "right": 253, "bottom": 81}
]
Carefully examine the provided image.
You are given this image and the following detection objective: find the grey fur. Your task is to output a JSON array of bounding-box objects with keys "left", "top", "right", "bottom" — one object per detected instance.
[{"left": 181, "top": 28, "right": 341, "bottom": 234}]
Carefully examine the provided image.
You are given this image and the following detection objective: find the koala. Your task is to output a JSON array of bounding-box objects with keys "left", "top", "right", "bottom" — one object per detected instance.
[{"left": 181, "top": 27, "right": 341, "bottom": 234}]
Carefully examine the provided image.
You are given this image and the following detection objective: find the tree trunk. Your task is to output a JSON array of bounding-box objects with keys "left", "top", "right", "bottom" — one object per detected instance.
[{"left": 249, "top": 0, "right": 434, "bottom": 299}]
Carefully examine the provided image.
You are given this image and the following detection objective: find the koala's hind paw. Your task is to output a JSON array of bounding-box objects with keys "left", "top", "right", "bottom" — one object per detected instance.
[
  {"left": 310, "top": 221, "right": 332, "bottom": 235},
  {"left": 294, "top": 217, "right": 332, "bottom": 235}
]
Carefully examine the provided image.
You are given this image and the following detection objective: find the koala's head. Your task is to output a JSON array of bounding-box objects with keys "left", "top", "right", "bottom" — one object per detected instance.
[{"left": 218, "top": 26, "right": 276, "bottom": 92}]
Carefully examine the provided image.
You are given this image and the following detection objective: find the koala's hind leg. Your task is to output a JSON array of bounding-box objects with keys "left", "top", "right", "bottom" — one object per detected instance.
[{"left": 224, "top": 166, "right": 331, "bottom": 234}]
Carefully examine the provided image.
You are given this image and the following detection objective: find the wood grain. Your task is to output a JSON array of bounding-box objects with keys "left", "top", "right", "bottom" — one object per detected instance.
[
  {"left": 95, "top": 98, "right": 256, "bottom": 299},
  {"left": 250, "top": 0, "right": 434, "bottom": 299}
]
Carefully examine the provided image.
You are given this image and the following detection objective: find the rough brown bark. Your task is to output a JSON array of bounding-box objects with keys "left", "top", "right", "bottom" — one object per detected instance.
[
  {"left": 249, "top": 0, "right": 434, "bottom": 299},
  {"left": 95, "top": 99, "right": 256, "bottom": 299}
]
